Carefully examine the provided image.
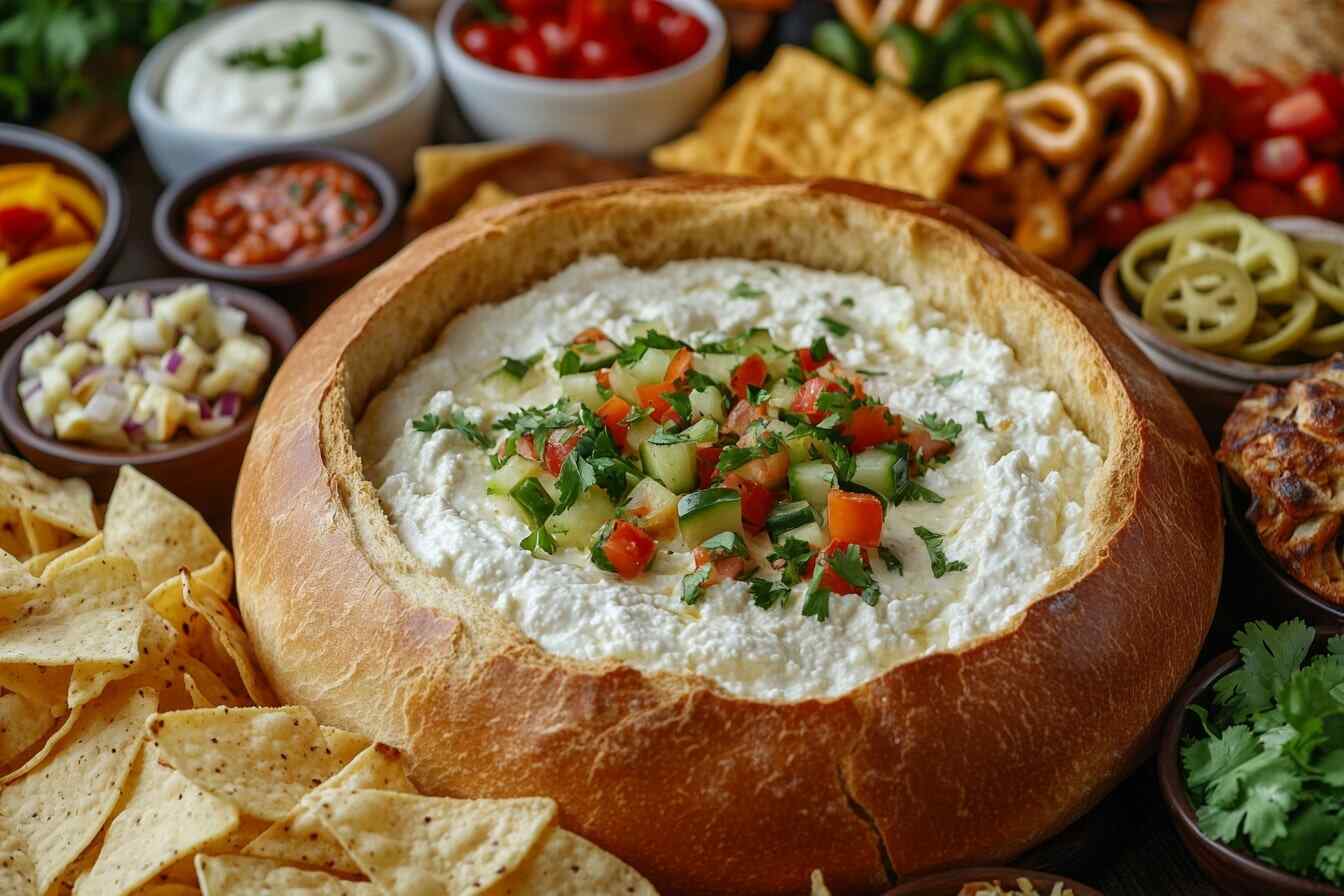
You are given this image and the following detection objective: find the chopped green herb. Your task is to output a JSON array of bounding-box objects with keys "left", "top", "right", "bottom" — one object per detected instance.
[
  {"left": 616, "top": 330, "right": 686, "bottom": 367},
  {"left": 914, "top": 526, "right": 967, "bottom": 578},
  {"left": 681, "top": 565, "right": 713, "bottom": 605},
  {"left": 646, "top": 427, "right": 695, "bottom": 446},
  {"left": 225, "top": 26, "right": 326, "bottom": 70},
  {"left": 809, "top": 336, "right": 832, "bottom": 364},
  {"left": 819, "top": 316, "right": 851, "bottom": 337},
  {"left": 521, "top": 526, "right": 555, "bottom": 554},
  {"left": 877, "top": 545, "right": 903, "bottom": 575},
  {"left": 339, "top": 191, "right": 357, "bottom": 212},
  {"left": 801, "top": 560, "right": 831, "bottom": 622},
  {"left": 589, "top": 521, "right": 617, "bottom": 571},
  {"left": 489, "top": 351, "right": 543, "bottom": 381},
  {"left": 827, "top": 544, "right": 881, "bottom": 606},
  {"left": 554, "top": 350, "right": 582, "bottom": 376},
  {"left": 699, "top": 531, "right": 748, "bottom": 558},
  {"left": 748, "top": 577, "right": 791, "bottom": 610},
  {"left": 856, "top": 368, "right": 887, "bottom": 377},
  {"left": 664, "top": 391, "right": 693, "bottom": 422},
  {"left": 768, "top": 538, "right": 812, "bottom": 587},
  {"left": 493, "top": 401, "right": 581, "bottom": 437},
  {"left": 886, "top": 444, "right": 944, "bottom": 506},
  {"left": 841, "top": 296, "right": 855, "bottom": 307},
  {"left": 412, "top": 410, "right": 491, "bottom": 449},
  {"left": 469, "top": 0, "right": 511, "bottom": 22},
  {"left": 933, "top": 370, "right": 964, "bottom": 388},
  {"left": 976, "top": 410, "right": 991, "bottom": 431},
  {"left": 729, "top": 281, "right": 766, "bottom": 300},
  {"left": 746, "top": 383, "right": 770, "bottom": 405},
  {"left": 917, "top": 412, "right": 963, "bottom": 443},
  {"left": 718, "top": 432, "right": 784, "bottom": 474}
]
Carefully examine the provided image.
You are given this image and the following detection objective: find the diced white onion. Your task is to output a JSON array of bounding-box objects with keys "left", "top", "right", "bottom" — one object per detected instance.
[{"left": 215, "top": 306, "right": 248, "bottom": 340}]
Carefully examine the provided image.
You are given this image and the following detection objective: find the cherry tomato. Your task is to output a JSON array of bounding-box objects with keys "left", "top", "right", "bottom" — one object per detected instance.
[
  {"left": 1251, "top": 135, "right": 1313, "bottom": 184},
  {"left": 535, "top": 16, "right": 575, "bottom": 66},
  {"left": 1308, "top": 72, "right": 1344, "bottom": 117},
  {"left": 652, "top": 10, "right": 708, "bottom": 66},
  {"left": 1230, "top": 179, "right": 1308, "bottom": 218},
  {"left": 1266, "top": 87, "right": 1341, "bottom": 142},
  {"left": 503, "top": 0, "right": 564, "bottom": 15},
  {"left": 629, "top": 0, "right": 672, "bottom": 32},
  {"left": 0, "top": 206, "right": 51, "bottom": 247},
  {"left": 598, "top": 520, "right": 656, "bottom": 579},
  {"left": 457, "top": 23, "right": 512, "bottom": 67},
  {"left": 1229, "top": 68, "right": 1291, "bottom": 144},
  {"left": 1196, "top": 71, "right": 1238, "bottom": 131},
  {"left": 1183, "top": 131, "right": 1235, "bottom": 196},
  {"left": 573, "top": 33, "right": 635, "bottom": 78},
  {"left": 567, "top": 0, "right": 623, "bottom": 39},
  {"left": 504, "top": 32, "right": 558, "bottom": 77},
  {"left": 1142, "top": 163, "right": 1200, "bottom": 222},
  {"left": 1096, "top": 199, "right": 1148, "bottom": 250},
  {"left": 1298, "top": 161, "right": 1344, "bottom": 219}
]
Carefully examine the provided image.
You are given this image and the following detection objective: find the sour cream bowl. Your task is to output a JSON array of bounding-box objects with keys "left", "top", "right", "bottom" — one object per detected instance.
[{"left": 130, "top": 1, "right": 440, "bottom": 183}]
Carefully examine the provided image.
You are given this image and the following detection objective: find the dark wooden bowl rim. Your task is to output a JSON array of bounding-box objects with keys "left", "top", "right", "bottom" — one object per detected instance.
[
  {"left": 883, "top": 866, "right": 1102, "bottom": 896},
  {"left": 0, "top": 278, "right": 297, "bottom": 466},
  {"left": 152, "top": 146, "right": 399, "bottom": 287},
  {"left": 0, "top": 124, "right": 129, "bottom": 338},
  {"left": 1157, "top": 627, "right": 1344, "bottom": 895}
]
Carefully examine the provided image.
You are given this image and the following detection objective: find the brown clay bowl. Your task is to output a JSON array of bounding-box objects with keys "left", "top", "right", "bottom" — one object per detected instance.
[
  {"left": 884, "top": 867, "right": 1102, "bottom": 895},
  {"left": 0, "top": 278, "right": 297, "bottom": 513},
  {"left": 152, "top": 146, "right": 400, "bottom": 288},
  {"left": 1158, "top": 628, "right": 1344, "bottom": 896},
  {"left": 1221, "top": 472, "right": 1344, "bottom": 626},
  {"left": 0, "top": 124, "right": 128, "bottom": 352}
]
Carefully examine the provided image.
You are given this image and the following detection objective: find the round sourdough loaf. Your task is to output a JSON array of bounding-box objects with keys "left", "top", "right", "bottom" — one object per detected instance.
[{"left": 233, "top": 178, "right": 1222, "bottom": 895}]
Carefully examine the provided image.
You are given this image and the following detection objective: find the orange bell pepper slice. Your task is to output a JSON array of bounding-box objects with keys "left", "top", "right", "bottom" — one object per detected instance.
[{"left": 0, "top": 242, "right": 93, "bottom": 317}]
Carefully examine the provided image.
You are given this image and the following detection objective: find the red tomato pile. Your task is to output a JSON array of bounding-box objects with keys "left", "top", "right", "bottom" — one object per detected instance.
[
  {"left": 457, "top": 0, "right": 708, "bottom": 80},
  {"left": 1098, "top": 69, "right": 1344, "bottom": 249}
]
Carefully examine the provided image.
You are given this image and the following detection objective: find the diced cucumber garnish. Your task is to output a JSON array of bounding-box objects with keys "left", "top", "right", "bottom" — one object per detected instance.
[
  {"left": 778, "top": 521, "right": 826, "bottom": 550},
  {"left": 487, "top": 455, "right": 541, "bottom": 496},
  {"left": 739, "top": 329, "right": 775, "bottom": 354},
  {"left": 627, "top": 347, "right": 671, "bottom": 385},
  {"left": 788, "top": 460, "right": 836, "bottom": 511},
  {"left": 785, "top": 430, "right": 823, "bottom": 464},
  {"left": 691, "top": 353, "right": 738, "bottom": 383},
  {"left": 681, "top": 418, "right": 719, "bottom": 444},
  {"left": 850, "top": 449, "right": 897, "bottom": 499},
  {"left": 677, "top": 488, "right": 744, "bottom": 547},
  {"left": 544, "top": 487, "right": 616, "bottom": 549},
  {"left": 625, "top": 415, "right": 659, "bottom": 452},
  {"left": 572, "top": 338, "right": 621, "bottom": 371},
  {"left": 509, "top": 477, "right": 555, "bottom": 528},
  {"left": 608, "top": 364, "right": 641, "bottom": 403},
  {"left": 640, "top": 438, "right": 697, "bottom": 494},
  {"left": 768, "top": 379, "right": 799, "bottom": 411},
  {"left": 621, "top": 477, "right": 679, "bottom": 538},
  {"left": 690, "top": 386, "right": 726, "bottom": 422},
  {"left": 765, "top": 500, "right": 816, "bottom": 540},
  {"left": 762, "top": 347, "right": 795, "bottom": 378},
  {"left": 560, "top": 373, "right": 605, "bottom": 410}
]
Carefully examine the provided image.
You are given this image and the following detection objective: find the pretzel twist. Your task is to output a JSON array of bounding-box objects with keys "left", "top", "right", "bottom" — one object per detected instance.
[
  {"left": 1076, "top": 60, "right": 1171, "bottom": 218},
  {"left": 835, "top": 0, "right": 915, "bottom": 43},
  {"left": 1037, "top": 0, "right": 1150, "bottom": 65},
  {"left": 1013, "top": 158, "right": 1072, "bottom": 259},
  {"left": 1003, "top": 79, "right": 1102, "bottom": 165}
]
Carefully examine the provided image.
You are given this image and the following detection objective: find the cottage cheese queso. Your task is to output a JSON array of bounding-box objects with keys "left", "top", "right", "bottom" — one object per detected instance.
[{"left": 357, "top": 257, "right": 1102, "bottom": 701}]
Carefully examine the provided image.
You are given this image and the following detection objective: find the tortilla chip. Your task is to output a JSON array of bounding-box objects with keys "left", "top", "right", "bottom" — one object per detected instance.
[
  {"left": 407, "top": 142, "right": 531, "bottom": 229},
  {"left": 245, "top": 743, "right": 415, "bottom": 874},
  {"left": 0, "top": 683, "right": 153, "bottom": 893},
  {"left": 0, "top": 705, "right": 80, "bottom": 784},
  {"left": 0, "top": 692, "right": 56, "bottom": 767},
  {"left": 180, "top": 574, "right": 276, "bottom": 706},
  {"left": 145, "top": 572, "right": 241, "bottom": 696},
  {"left": 0, "top": 456, "right": 97, "bottom": 543},
  {"left": 0, "top": 549, "right": 39, "bottom": 610},
  {"left": 0, "top": 663, "right": 72, "bottom": 710},
  {"left": 0, "top": 810, "right": 36, "bottom": 895},
  {"left": 321, "top": 726, "right": 371, "bottom": 768},
  {"left": 175, "top": 656, "right": 245, "bottom": 710},
  {"left": 456, "top": 181, "right": 518, "bottom": 219},
  {"left": 0, "top": 554, "right": 144, "bottom": 667},
  {"left": 313, "top": 791, "right": 557, "bottom": 896},
  {"left": 196, "top": 855, "right": 379, "bottom": 895},
  {"left": 651, "top": 74, "right": 762, "bottom": 173},
  {"left": 494, "top": 828, "right": 657, "bottom": 895},
  {"left": 922, "top": 80, "right": 1003, "bottom": 185},
  {"left": 964, "top": 109, "right": 1014, "bottom": 179},
  {"left": 73, "top": 744, "right": 240, "bottom": 896},
  {"left": 811, "top": 869, "right": 832, "bottom": 896},
  {"left": 23, "top": 543, "right": 75, "bottom": 577},
  {"left": 68, "top": 608, "right": 176, "bottom": 710},
  {"left": 103, "top": 467, "right": 223, "bottom": 589},
  {"left": 137, "top": 885, "right": 202, "bottom": 896},
  {"left": 147, "top": 706, "right": 342, "bottom": 822},
  {"left": 38, "top": 534, "right": 102, "bottom": 583}
]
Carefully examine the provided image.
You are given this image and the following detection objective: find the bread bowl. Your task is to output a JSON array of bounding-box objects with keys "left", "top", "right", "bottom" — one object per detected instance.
[{"left": 233, "top": 178, "right": 1223, "bottom": 895}]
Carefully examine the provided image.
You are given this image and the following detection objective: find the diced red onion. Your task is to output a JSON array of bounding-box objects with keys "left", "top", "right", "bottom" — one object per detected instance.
[
  {"left": 163, "top": 350, "right": 183, "bottom": 374},
  {"left": 122, "top": 419, "right": 144, "bottom": 438},
  {"left": 215, "top": 391, "right": 240, "bottom": 418},
  {"left": 191, "top": 395, "right": 212, "bottom": 420}
]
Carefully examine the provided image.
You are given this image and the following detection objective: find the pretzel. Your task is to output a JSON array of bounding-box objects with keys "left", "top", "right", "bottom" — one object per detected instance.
[
  {"left": 1013, "top": 158, "right": 1072, "bottom": 259},
  {"left": 1037, "top": 0, "right": 1150, "bottom": 65},
  {"left": 1075, "top": 60, "right": 1170, "bottom": 218},
  {"left": 836, "top": 0, "right": 915, "bottom": 43},
  {"left": 1003, "top": 79, "right": 1102, "bottom": 165},
  {"left": 910, "top": 0, "right": 961, "bottom": 30},
  {"left": 1057, "top": 29, "right": 1201, "bottom": 148}
]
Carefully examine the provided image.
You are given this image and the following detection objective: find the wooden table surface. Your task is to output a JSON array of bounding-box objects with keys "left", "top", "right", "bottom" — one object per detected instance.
[{"left": 100, "top": 134, "right": 1247, "bottom": 895}]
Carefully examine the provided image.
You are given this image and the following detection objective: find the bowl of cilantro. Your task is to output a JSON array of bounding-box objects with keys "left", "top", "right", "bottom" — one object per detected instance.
[{"left": 1159, "top": 619, "right": 1344, "bottom": 895}]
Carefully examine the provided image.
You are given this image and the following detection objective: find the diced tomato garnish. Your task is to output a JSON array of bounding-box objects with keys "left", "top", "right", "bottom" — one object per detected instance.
[
  {"left": 724, "top": 399, "right": 767, "bottom": 435},
  {"left": 841, "top": 405, "right": 903, "bottom": 452},
  {"left": 816, "top": 361, "right": 866, "bottom": 398},
  {"left": 663, "top": 347, "right": 693, "bottom": 385},
  {"left": 1097, "top": 199, "right": 1150, "bottom": 250},
  {"left": 1266, "top": 87, "right": 1341, "bottom": 142},
  {"left": 798, "top": 347, "right": 827, "bottom": 372},
  {"left": 635, "top": 382, "right": 684, "bottom": 425},
  {"left": 1229, "top": 68, "right": 1291, "bottom": 144},
  {"left": 696, "top": 444, "right": 722, "bottom": 489},
  {"left": 1297, "top": 161, "right": 1344, "bottom": 218},
  {"left": 515, "top": 434, "right": 538, "bottom": 461},
  {"left": 689, "top": 551, "right": 748, "bottom": 586},
  {"left": 1230, "top": 179, "right": 1309, "bottom": 218},
  {"left": 902, "top": 426, "right": 954, "bottom": 465},
  {"left": 723, "top": 473, "right": 776, "bottom": 534},
  {"left": 595, "top": 368, "right": 611, "bottom": 388},
  {"left": 1251, "top": 135, "right": 1313, "bottom": 184},
  {"left": 1142, "top": 163, "right": 1201, "bottom": 222},
  {"left": 596, "top": 395, "right": 632, "bottom": 450},
  {"left": 599, "top": 520, "right": 656, "bottom": 579},
  {"left": 791, "top": 376, "right": 844, "bottom": 423},
  {"left": 827, "top": 489, "right": 884, "bottom": 547},
  {"left": 543, "top": 428, "right": 582, "bottom": 476},
  {"left": 734, "top": 442, "right": 790, "bottom": 490},
  {"left": 729, "top": 354, "right": 768, "bottom": 401},
  {"left": 805, "top": 540, "right": 864, "bottom": 595},
  {"left": 572, "top": 327, "right": 607, "bottom": 344}
]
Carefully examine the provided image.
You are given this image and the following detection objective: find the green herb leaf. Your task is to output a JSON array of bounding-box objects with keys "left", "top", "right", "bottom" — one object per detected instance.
[
  {"left": 841, "top": 296, "right": 855, "bottom": 308},
  {"left": 589, "top": 521, "right": 616, "bottom": 571},
  {"left": 489, "top": 351, "right": 543, "bottom": 381},
  {"left": 746, "top": 383, "right": 770, "bottom": 405},
  {"left": 664, "top": 391, "right": 693, "bottom": 422},
  {"left": 748, "top": 577, "right": 791, "bottom": 610},
  {"left": 913, "top": 526, "right": 966, "bottom": 578},
  {"left": 681, "top": 565, "right": 713, "bottom": 605},
  {"left": 646, "top": 427, "right": 694, "bottom": 446},
  {"left": 555, "top": 452, "right": 596, "bottom": 515},
  {"left": 809, "top": 336, "right": 831, "bottom": 364},
  {"left": 933, "top": 370, "right": 964, "bottom": 388},
  {"left": 801, "top": 559, "right": 831, "bottom": 622},
  {"left": 521, "top": 526, "right": 555, "bottom": 555},
  {"left": 819, "top": 316, "right": 851, "bottom": 337},
  {"left": 885, "top": 443, "right": 944, "bottom": 506},
  {"left": 729, "top": 281, "right": 766, "bottom": 299},
  {"left": 412, "top": 410, "right": 491, "bottom": 449},
  {"left": 877, "top": 545, "right": 903, "bottom": 575},
  {"left": 1214, "top": 620, "right": 1316, "bottom": 721},
  {"left": 917, "top": 412, "right": 963, "bottom": 443},
  {"left": 827, "top": 544, "right": 881, "bottom": 606},
  {"left": 976, "top": 410, "right": 991, "bottom": 431},
  {"left": 469, "top": 0, "right": 511, "bottom": 23},
  {"left": 224, "top": 25, "right": 326, "bottom": 71},
  {"left": 717, "top": 432, "right": 784, "bottom": 474},
  {"left": 699, "top": 531, "right": 748, "bottom": 559},
  {"left": 554, "top": 350, "right": 582, "bottom": 376}
]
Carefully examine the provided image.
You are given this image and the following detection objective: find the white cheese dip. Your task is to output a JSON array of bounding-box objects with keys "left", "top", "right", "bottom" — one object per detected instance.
[
  {"left": 162, "top": 1, "right": 407, "bottom": 136},
  {"left": 358, "top": 258, "right": 1103, "bottom": 702}
]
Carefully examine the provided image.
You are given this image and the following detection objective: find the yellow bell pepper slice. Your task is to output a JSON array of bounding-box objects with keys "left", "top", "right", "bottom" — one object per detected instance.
[
  {"left": 0, "top": 163, "right": 53, "bottom": 189},
  {"left": 0, "top": 242, "right": 93, "bottom": 317},
  {"left": 48, "top": 174, "right": 104, "bottom": 231},
  {"left": 46, "top": 209, "right": 89, "bottom": 247},
  {"left": 0, "top": 171, "right": 58, "bottom": 221}
]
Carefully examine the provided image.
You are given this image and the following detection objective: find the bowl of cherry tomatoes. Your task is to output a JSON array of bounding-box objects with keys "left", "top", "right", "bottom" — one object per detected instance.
[{"left": 435, "top": 0, "right": 727, "bottom": 156}]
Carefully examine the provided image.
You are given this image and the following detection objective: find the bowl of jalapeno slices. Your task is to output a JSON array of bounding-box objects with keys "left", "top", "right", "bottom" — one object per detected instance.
[{"left": 1101, "top": 203, "right": 1344, "bottom": 427}]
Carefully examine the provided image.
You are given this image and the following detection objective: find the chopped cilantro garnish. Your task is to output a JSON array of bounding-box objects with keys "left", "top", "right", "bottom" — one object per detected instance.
[
  {"left": 554, "top": 350, "right": 582, "bottom": 376},
  {"left": 828, "top": 544, "right": 881, "bottom": 606},
  {"left": 646, "top": 427, "right": 694, "bottom": 445},
  {"left": 877, "top": 545, "right": 903, "bottom": 575},
  {"left": 819, "top": 316, "right": 851, "bottom": 337},
  {"left": 933, "top": 370, "right": 964, "bottom": 388},
  {"left": 914, "top": 526, "right": 967, "bottom": 578},
  {"left": 729, "top": 281, "right": 766, "bottom": 300},
  {"left": 664, "top": 391, "right": 693, "bottom": 422},
  {"left": 521, "top": 526, "right": 555, "bottom": 554},
  {"left": 493, "top": 401, "right": 580, "bottom": 437},
  {"left": 412, "top": 410, "right": 491, "bottom": 449},
  {"left": 886, "top": 443, "right": 944, "bottom": 506},
  {"left": 717, "top": 431, "right": 784, "bottom": 474},
  {"left": 489, "top": 351, "right": 543, "bottom": 381},
  {"left": 699, "top": 531, "right": 748, "bottom": 558},
  {"left": 589, "top": 522, "right": 617, "bottom": 571},
  {"left": 841, "top": 296, "right": 855, "bottom": 307},
  {"left": 746, "top": 383, "right": 770, "bottom": 405},
  {"left": 224, "top": 25, "right": 326, "bottom": 70},
  {"left": 616, "top": 330, "right": 686, "bottom": 367},
  {"left": 680, "top": 565, "right": 713, "bottom": 605},
  {"left": 748, "top": 577, "right": 790, "bottom": 610},
  {"left": 768, "top": 538, "right": 812, "bottom": 587},
  {"left": 917, "top": 412, "right": 963, "bottom": 443},
  {"left": 976, "top": 410, "right": 991, "bottom": 431},
  {"left": 809, "top": 335, "right": 831, "bottom": 364},
  {"left": 801, "top": 559, "right": 831, "bottom": 622}
]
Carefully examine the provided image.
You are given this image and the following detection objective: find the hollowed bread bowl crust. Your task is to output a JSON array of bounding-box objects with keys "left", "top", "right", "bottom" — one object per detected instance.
[{"left": 233, "top": 178, "right": 1222, "bottom": 895}]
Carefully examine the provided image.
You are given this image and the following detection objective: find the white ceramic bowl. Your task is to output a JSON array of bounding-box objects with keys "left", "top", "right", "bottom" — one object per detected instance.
[
  {"left": 130, "top": 3, "right": 441, "bottom": 184},
  {"left": 435, "top": 0, "right": 727, "bottom": 156}
]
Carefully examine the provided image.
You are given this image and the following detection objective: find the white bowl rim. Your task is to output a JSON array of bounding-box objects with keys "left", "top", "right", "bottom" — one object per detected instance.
[
  {"left": 129, "top": 2, "right": 439, "bottom": 145},
  {"left": 434, "top": 0, "right": 727, "bottom": 98}
]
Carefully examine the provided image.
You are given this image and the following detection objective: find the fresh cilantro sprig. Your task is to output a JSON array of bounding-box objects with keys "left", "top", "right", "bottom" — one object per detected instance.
[
  {"left": 976, "top": 410, "right": 991, "bottom": 431},
  {"left": 819, "top": 316, "right": 850, "bottom": 337},
  {"left": 913, "top": 526, "right": 966, "bottom": 578},
  {"left": 616, "top": 330, "right": 686, "bottom": 367},
  {"left": 827, "top": 544, "right": 881, "bottom": 606},
  {"left": 224, "top": 25, "right": 326, "bottom": 70},
  {"left": 521, "top": 526, "right": 555, "bottom": 554},
  {"left": 917, "top": 412, "right": 963, "bottom": 443},
  {"left": 717, "top": 431, "right": 784, "bottom": 474},
  {"left": 729, "top": 281, "right": 766, "bottom": 299},
  {"left": 699, "top": 531, "right": 748, "bottom": 558},
  {"left": 886, "top": 443, "right": 944, "bottom": 506},
  {"left": 877, "top": 545, "right": 903, "bottom": 575},
  {"left": 748, "top": 577, "right": 791, "bottom": 610},
  {"left": 412, "top": 410, "right": 491, "bottom": 449},
  {"left": 767, "top": 538, "right": 811, "bottom": 586},
  {"left": 680, "top": 565, "right": 712, "bottom": 605},
  {"left": 933, "top": 370, "right": 964, "bottom": 388},
  {"left": 1182, "top": 620, "right": 1344, "bottom": 886},
  {"left": 488, "top": 351, "right": 543, "bottom": 381},
  {"left": 492, "top": 400, "right": 580, "bottom": 437}
]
